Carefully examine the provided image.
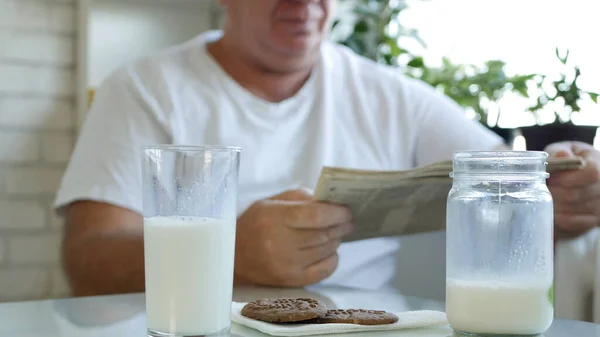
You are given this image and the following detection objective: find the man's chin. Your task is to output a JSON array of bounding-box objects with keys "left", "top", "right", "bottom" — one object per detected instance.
[{"left": 272, "top": 36, "right": 321, "bottom": 58}]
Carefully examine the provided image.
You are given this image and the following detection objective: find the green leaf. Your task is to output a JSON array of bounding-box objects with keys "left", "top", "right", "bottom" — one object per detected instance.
[
  {"left": 331, "top": 19, "right": 340, "bottom": 28},
  {"left": 441, "top": 57, "right": 454, "bottom": 69},
  {"left": 407, "top": 56, "right": 425, "bottom": 68},
  {"left": 555, "top": 47, "right": 569, "bottom": 64},
  {"left": 485, "top": 60, "right": 506, "bottom": 73},
  {"left": 513, "top": 74, "right": 537, "bottom": 82},
  {"left": 548, "top": 284, "right": 554, "bottom": 306},
  {"left": 590, "top": 93, "right": 599, "bottom": 104},
  {"left": 354, "top": 20, "right": 370, "bottom": 33},
  {"left": 382, "top": 54, "right": 393, "bottom": 66},
  {"left": 512, "top": 82, "right": 530, "bottom": 98},
  {"left": 343, "top": 37, "right": 367, "bottom": 57}
]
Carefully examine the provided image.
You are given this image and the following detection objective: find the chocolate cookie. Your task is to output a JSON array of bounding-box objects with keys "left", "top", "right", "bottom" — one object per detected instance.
[
  {"left": 315, "top": 309, "right": 399, "bottom": 325},
  {"left": 241, "top": 298, "right": 328, "bottom": 323}
]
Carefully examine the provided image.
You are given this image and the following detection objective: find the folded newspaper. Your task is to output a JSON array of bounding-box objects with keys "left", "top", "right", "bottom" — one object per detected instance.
[{"left": 313, "top": 157, "right": 585, "bottom": 242}]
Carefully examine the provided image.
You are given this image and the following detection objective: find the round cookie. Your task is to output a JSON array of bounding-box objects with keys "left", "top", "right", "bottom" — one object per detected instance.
[
  {"left": 241, "top": 298, "right": 328, "bottom": 323},
  {"left": 315, "top": 309, "right": 399, "bottom": 325}
]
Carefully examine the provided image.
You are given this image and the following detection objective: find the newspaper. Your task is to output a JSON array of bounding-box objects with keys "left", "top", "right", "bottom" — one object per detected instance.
[{"left": 313, "top": 157, "right": 585, "bottom": 242}]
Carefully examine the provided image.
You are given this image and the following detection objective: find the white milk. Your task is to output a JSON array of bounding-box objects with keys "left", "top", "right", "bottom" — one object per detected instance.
[
  {"left": 446, "top": 279, "right": 554, "bottom": 335},
  {"left": 144, "top": 216, "right": 236, "bottom": 335}
]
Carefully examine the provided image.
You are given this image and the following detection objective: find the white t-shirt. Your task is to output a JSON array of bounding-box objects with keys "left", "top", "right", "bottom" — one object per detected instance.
[{"left": 54, "top": 30, "right": 503, "bottom": 291}]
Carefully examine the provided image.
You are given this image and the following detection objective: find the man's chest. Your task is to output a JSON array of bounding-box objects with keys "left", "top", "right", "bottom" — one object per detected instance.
[{"left": 170, "top": 89, "right": 411, "bottom": 212}]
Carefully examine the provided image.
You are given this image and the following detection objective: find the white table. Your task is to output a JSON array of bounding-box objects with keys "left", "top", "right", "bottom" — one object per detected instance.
[{"left": 0, "top": 285, "right": 598, "bottom": 336}]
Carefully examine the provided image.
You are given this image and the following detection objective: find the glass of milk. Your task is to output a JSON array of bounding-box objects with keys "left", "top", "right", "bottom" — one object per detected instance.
[
  {"left": 446, "top": 151, "right": 554, "bottom": 336},
  {"left": 142, "top": 145, "right": 240, "bottom": 337}
]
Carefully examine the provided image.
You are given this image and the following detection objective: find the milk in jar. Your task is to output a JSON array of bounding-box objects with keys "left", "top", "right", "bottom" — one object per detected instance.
[{"left": 446, "top": 279, "right": 554, "bottom": 335}]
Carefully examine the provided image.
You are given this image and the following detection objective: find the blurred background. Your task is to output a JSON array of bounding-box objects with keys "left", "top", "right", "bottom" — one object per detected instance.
[{"left": 0, "top": 0, "right": 597, "bottom": 303}]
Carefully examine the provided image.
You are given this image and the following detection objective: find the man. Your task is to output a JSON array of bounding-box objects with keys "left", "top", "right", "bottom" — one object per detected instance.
[{"left": 55, "top": 0, "right": 600, "bottom": 297}]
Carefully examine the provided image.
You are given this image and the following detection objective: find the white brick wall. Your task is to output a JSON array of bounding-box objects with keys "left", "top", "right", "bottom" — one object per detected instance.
[
  {"left": 0, "top": 132, "right": 40, "bottom": 163},
  {"left": 0, "top": 98, "right": 74, "bottom": 130},
  {"left": 0, "top": 64, "right": 75, "bottom": 96},
  {"left": 0, "top": 0, "right": 76, "bottom": 302},
  {"left": 41, "top": 133, "right": 73, "bottom": 163},
  {"left": 4, "top": 167, "right": 66, "bottom": 196},
  {"left": 8, "top": 234, "right": 62, "bottom": 264},
  {"left": 0, "top": 201, "right": 46, "bottom": 230},
  {"left": 50, "top": 266, "right": 69, "bottom": 297},
  {"left": 0, "top": 238, "right": 5, "bottom": 263},
  {"left": 0, "top": 31, "right": 74, "bottom": 65},
  {"left": 0, "top": 268, "right": 48, "bottom": 300},
  {"left": 0, "top": 0, "right": 222, "bottom": 303},
  {"left": 0, "top": 0, "right": 75, "bottom": 33}
]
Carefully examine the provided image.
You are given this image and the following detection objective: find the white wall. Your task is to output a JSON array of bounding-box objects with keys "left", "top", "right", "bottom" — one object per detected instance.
[
  {"left": 88, "top": 0, "right": 215, "bottom": 87},
  {"left": 0, "top": 0, "right": 77, "bottom": 301}
]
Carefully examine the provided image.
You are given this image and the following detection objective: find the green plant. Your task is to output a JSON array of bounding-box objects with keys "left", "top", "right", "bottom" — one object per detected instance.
[
  {"left": 526, "top": 48, "right": 599, "bottom": 125},
  {"left": 408, "top": 58, "right": 536, "bottom": 126},
  {"left": 332, "top": 0, "right": 425, "bottom": 70},
  {"left": 331, "top": 0, "right": 537, "bottom": 128}
]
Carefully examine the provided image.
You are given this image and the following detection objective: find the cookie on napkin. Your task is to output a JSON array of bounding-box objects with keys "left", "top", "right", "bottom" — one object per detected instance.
[
  {"left": 241, "top": 298, "right": 328, "bottom": 323},
  {"left": 232, "top": 301, "right": 450, "bottom": 337},
  {"left": 313, "top": 309, "right": 399, "bottom": 325}
]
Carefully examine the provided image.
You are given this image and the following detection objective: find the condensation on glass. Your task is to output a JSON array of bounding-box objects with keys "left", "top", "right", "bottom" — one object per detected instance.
[
  {"left": 142, "top": 145, "right": 240, "bottom": 337},
  {"left": 446, "top": 151, "right": 554, "bottom": 337}
]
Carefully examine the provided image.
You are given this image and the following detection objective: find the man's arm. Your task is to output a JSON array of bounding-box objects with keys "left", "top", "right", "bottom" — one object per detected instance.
[
  {"left": 56, "top": 68, "right": 170, "bottom": 296},
  {"left": 63, "top": 192, "right": 353, "bottom": 296},
  {"left": 63, "top": 201, "right": 145, "bottom": 297},
  {"left": 63, "top": 201, "right": 257, "bottom": 297}
]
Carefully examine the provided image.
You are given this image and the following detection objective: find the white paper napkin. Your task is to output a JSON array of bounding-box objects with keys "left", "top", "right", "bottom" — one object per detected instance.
[{"left": 231, "top": 302, "right": 449, "bottom": 337}]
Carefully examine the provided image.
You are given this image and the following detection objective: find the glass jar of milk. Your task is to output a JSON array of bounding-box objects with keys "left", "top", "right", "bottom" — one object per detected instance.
[{"left": 446, "top": 151, "right": 554, "bottom": 336}]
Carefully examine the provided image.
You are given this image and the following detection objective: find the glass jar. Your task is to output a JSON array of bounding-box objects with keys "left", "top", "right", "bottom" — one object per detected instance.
[{"left": 446, "top": 151, "right": 554, "bottom": 336}]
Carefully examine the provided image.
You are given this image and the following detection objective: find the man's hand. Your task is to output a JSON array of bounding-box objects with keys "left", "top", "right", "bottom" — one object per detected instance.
[
  {"left": 234, "top": 188, "right": 354, "bottom": 287},
  {"left": 545, "top": 141, "right": 600, "bottom": 240}
]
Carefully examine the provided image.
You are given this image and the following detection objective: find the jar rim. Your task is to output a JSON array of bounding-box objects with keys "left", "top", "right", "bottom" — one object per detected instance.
[
  {"left": 453, "top": 150, "right": 548, "bottom": 161},
  {"left": 451, "top": 150, "right": 549, "bottom": 179},
  {"left": 449, "top": 172, "right": 550, "bottom": 179}
]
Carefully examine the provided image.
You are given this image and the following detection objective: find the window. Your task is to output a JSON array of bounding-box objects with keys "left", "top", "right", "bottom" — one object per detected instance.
[{"left": 399, "top": 0, "right": 599, "bottom": 128}]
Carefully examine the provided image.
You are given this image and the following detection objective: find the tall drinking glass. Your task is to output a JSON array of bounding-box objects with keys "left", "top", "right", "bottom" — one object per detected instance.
[{"left": 142, "top": 145, "right": 240, "bottom": 337}]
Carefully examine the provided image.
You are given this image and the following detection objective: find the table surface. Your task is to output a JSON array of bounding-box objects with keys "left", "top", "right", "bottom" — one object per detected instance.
[{"left": 0, "top": 285, "right": 598, "bottom": 337}]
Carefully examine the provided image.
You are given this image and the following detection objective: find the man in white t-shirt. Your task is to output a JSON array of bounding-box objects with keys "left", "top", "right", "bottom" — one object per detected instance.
[{"left": 55, "top": 0, "right": 600, "bottom": 297}]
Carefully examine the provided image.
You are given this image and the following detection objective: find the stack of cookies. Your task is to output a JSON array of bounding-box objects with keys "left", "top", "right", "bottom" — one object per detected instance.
[{"left": 241, "top": 298, "right": 399, "bottom": 326}]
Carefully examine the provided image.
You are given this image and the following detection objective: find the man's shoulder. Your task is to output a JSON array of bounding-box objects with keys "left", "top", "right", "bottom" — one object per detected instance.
[
  {"left": 321, "top": 41, "right": 399, "bottom": 78},
  {"left": 320, "top": 41, "right": 441, "bottom": 102},
  {"left": 89, "top": 32, "right": 220, "bottom": 127},
  {"left": 102, "top": 31, "right": 218, "bottom": 88}
]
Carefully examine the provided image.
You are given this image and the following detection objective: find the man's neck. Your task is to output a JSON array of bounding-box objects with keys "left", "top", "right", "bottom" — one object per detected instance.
[{"left": 207, "top": 37, "right": 315, "bottom": 103}]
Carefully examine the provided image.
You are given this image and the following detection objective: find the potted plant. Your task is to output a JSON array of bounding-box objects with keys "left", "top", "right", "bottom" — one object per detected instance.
[
  {"left": 332, "top": 3, "right": 599, "bottom": 149},
  {"left": 519, "top": 48, "right": 599, "bottom": 151}
]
